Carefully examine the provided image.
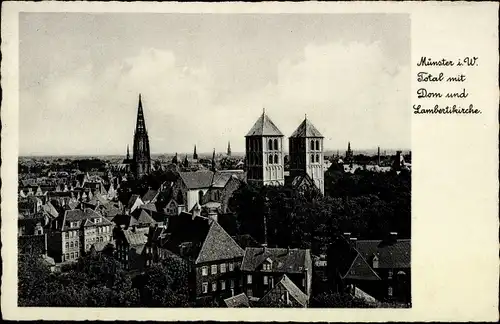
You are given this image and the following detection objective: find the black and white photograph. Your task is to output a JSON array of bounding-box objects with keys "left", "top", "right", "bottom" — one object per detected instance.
[{"left": 15, "top": 11, "right": 413, "bottom": 309}]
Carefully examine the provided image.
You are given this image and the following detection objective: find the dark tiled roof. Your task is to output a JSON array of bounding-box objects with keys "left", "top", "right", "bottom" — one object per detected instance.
[
  {"left": 112, "top": 214, "right": 138, "bottom": 228},
  {"left": 290, "top": 118, "right": 324, "bottom": 138},
  {"left": 195, "top": 221, "right": 244, "bottom": 264},
  {"left": 140, "top": 203, "right": 157, "bottom": 212},
  {"left": 245, "top": 112, "right": 284, "bottom": 137},
  {"left": 123, "top": 228, "right": 149, "bottom": 246},
  {"left": 277, "top": 274, "right": 309, "bottom": 307},
  {"left": 224, "top": 293, "right": 250, "bottom": 308},
  {"left": 241, "top": 247, "right": 309, "bottom": 274},
  {"left": 64, "top": 208, "right": 102, "bottom": 221},
  {"left": 355, "top": 239, "right": 411, "bottom": 269},
  {"left": 179, "top": 171, "right": 215, "bottom": 189},
  {"left": 162, "top": 215, "right": 211, "bottom": 259},
  {"left": 232, "top": 234, "right": 260, "bottom": 249},
  {"left": 127, "top": 194, "right": 142, "bottom": 210},
  {"left": 343, "top": 253, "right": 381, "bottom": 281},
  {"left": 141, "top": 189, "right": 158, "bottom": 203},
  {"left": 134, "top": 209, "right": 156, "bottom": 226}
]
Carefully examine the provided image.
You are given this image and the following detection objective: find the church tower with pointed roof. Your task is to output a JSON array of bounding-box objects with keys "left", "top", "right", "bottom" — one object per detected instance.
[
  {"left": 132, "top": 94, "right": 151, "bottom": 178},
  {"left": 289, "top": 116, "right": 324, "bottom": 194},
  {"left": 245, "top": 110, "right": 285, "bottom": 186}
]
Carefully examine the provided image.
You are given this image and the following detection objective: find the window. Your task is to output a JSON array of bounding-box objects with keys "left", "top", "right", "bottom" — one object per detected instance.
[
  {"left": 311, "top": 154, "right": 314, "bottom": 163},
  {"left": 247, "top": 274, "right": 252, "bottom": 284},
  {"left": 316, "top": 140, "right": 320, "bottom": 151},
  {"left": 95, "top": 218, "right": 101, "bottom": 224},
  {"left": 268, "top": 155, "right": 273, "bottom": 164},
  {"left": 211, "top": 264, "right": 217, "bottom": 275},
  {"left": 75, "top": 252, "right": 79, "bottom": 258},
  {"left": 198, "top": 190, "right": 204, "bottom": 203},
  {"left": 202, "top": 282, "right": 208, "bottom": 294},
  {"left": 65, "top": 253, "right": 69, "bottom": 260},
  {"left": 247, "top": 289, "right": 253, "bottom": 297},
  {"left": 230, "top": 279, "right": 235, "bottom": 289},
  {"left": 75, "top": 241, "right": 79, "bottom": 247},
  {"left": 268, "top": 139, "right": 272, "bottom": 150},
  {"left": 70, "top": 252, "right": 74, "bottom": 259},
  {"left": 212, "top": 282, "right": 217, "bottom": 292},
  {"left": 273, "top": 139, "right": 278, "bottom": 150},
  {"left": 229, "top": 263, "right": 234, "bottom": 272},
  {"left": 263, "top": 263, "right": 271, "bottom": 271},
  {"left": 388, "top": 270, "right": 393, "bottom": 279},
  {"left": 388, "top": 286, "right": 393, "bottom": 297},
  {"left": 65, "top": 232, "right": 69, "bottom": 239},
  {"left": 310, "top": 140, "right": 315, "bottom": 150},
  {"left": 65, "top": 242, "right": 69, "bottom": 249},
  {"left": 274, "top": 154, "right": 278, "bottom": 164},
  {"left": 70, "top": 242, "right": 74, "bottom": 248},
  {"left": 263, "top": 276, "right": 268, "bottom": 285},
  {"left": 220, "top": 280, "right": 226, "bottom": 290},
  {"left": 220, "top": 263, "right": 226, "bottom": 273},
  {"left": 316, "top": 154, "right": 319, "bottom": 164},
  {"left": 201, "top": 266, "right": 208, "bottom": 276}
]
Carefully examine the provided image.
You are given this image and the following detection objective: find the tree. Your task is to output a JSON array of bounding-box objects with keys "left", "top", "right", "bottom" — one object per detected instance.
[{"left": 311, "top": 291, "right": 373, "bottom": 308}]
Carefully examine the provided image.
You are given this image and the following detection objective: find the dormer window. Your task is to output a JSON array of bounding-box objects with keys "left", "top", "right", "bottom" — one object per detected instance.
[
  {"left": 372, "top": 255, "right": 379, "bottom": 269},
  {"left": 94, "top": 218, "right": 101, "bottom": 224}
]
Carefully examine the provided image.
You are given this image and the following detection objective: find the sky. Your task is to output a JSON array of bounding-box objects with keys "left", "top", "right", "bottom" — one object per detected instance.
[{"left": 19, "top": 13, "right": 410, "bottom": 156}]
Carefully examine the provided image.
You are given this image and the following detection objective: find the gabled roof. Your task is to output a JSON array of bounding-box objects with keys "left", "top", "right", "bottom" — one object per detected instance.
[
  {"left": 342, "top": 253, "right": 382, "bottom": 281},
  {"left": 134, "top": 209, "right": 156, "bottom": 225},
  {"left": 224, "top": 293, "right": 251, "bottom": 308},
  {"left": 245, "top": 112, "right": 284, "bottom": 137},
  {"left": 126, "top": 194, "right": 143, "bottom": 210},
  {"left": 141, "top": 189, "right": 159, "bottom": 203},
  {"left": 179, "top": 171, "right": 215, "bottom": 189},
  {"left": 290, "top": 118, "right": 324, "bottom": 138},
  {"left": 195, "top": 221, "right": 244, "bottom": 264},
  {"left": 355, "top": 239, "right": 411, "bottom": 269},
  {"left": 241, "top": 247, "right": 309, "bottom": 273},
  {"left": 261, "top": 274, "right": 308, "bottom": 307}
]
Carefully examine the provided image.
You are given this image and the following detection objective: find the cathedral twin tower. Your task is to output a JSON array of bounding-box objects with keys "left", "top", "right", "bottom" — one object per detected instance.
[{"left": 245, "top": 110, "right": 325, "bottom": 194}]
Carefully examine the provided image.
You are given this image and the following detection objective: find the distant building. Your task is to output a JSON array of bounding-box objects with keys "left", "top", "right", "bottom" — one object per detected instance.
[
  {"left": 132, "top": 94, "right": 152, "bottom": 178},
  {"left": 288, "top": 116, "right": 325, "bottom": 194},
  {"left": 245, "top": 110, "right": 285, "bottom": 186}
]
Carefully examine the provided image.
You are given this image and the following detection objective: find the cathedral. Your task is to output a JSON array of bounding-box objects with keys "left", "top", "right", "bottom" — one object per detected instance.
[
  {"left": 121, "top": 94, "right": 152, "bottom": 178},
  {"left": 245, "top": 111, "right": 325, "bottom": 194}
]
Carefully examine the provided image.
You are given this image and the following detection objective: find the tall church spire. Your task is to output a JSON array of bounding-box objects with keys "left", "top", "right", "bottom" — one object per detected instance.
[
  {"left": 193, "top": 145, "right": 198, "bottom": 160},
  {"left": 227, "top": 141, "right": 232, "bottom": 157},
  {"left": 126, "top": 145, "right": 130, "bottom": 160},
  {"left": 132, "top": 94, "right": 151, "bottom": 178},
  {"left": 135, "top": 93, "right": 147, "bottom": 135}
]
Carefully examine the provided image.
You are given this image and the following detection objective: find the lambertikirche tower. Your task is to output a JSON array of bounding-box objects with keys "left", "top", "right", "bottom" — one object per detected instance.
[{"left": 131, "top": 94, "right": 151, "bottom": 178}]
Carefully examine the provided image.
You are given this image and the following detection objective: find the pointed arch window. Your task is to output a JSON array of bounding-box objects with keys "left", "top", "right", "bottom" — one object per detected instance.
[
  {"left": 268, "top": 155, "right": 273, "bottom": 164},
  {"left": 274, "top": 154, "right": 279, "bottom": 164},
  {"left": 311, "top": 154, "right": 315, "bottom": 163},
  {"left": 310, "top": 140, "right": 315, "bottom": 150},
  {"left": 316, "top": 140, "right": 320, "bottom": 150},
  {"left": 273, "top": 139, "right": 278, "bottom": 151},
  {"left": 268, "top": 139, "right": 273, "bottom": 150},
  {"left": 316, "top": 154, "right": 320, "bottom": 164}
]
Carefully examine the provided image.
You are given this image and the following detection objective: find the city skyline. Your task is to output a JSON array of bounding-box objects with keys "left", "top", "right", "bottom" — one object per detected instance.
[{"left": 20, "top": 13, "right": 410, "bottom": 156}]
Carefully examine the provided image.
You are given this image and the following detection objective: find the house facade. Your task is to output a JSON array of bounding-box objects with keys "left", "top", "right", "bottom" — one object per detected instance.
[{"left": 240, "top": 247, "right": 313, "bottom": 301}]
